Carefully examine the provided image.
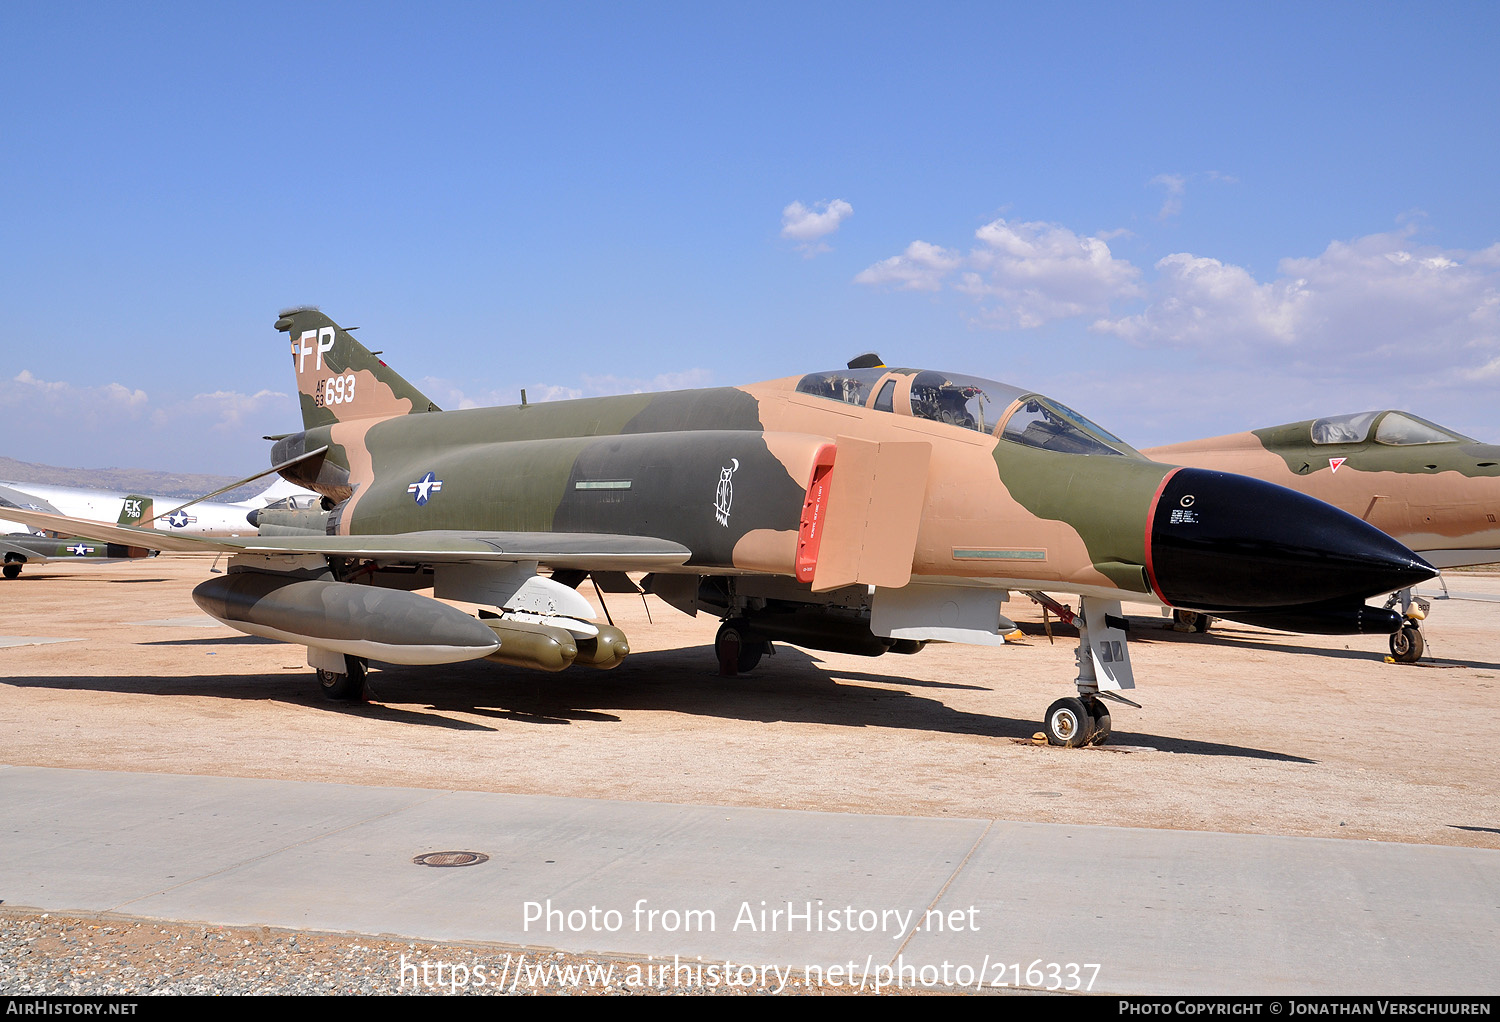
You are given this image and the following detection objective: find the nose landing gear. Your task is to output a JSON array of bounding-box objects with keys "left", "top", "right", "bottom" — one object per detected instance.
[
  {"left": 1389, "top": 622, "right": 1424, "bottom": 664},
  {"left": 1027, "top": 594, "right": 1133, "bottom": 748},
  {"left": 1384, "top": 587, "right": 1431, "bottom": 664}
]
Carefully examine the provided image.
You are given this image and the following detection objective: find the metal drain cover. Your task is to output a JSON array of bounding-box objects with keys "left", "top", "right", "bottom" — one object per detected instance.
[{"left": 413, "top": 851, "right": 490, "bottom": 867}]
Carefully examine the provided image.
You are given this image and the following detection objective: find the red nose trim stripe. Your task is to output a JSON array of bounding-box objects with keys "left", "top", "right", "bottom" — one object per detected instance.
[{"left": 1143, "top": 466, "right": 1183, "bottom": 605}]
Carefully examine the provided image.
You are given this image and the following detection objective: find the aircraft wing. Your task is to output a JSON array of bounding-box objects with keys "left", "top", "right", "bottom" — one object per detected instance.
[
  {"left": 1414, "top": 549, "right": 1499, "bottom": 570},
  {"left": 0, "top": 509, "right": 691, "bottom": 572},
  {"left": 235, "top": 532, "right": 692, "bottom": 570},
  {"left": 0, "top": 510, "right": 215, "bottom": 552}
]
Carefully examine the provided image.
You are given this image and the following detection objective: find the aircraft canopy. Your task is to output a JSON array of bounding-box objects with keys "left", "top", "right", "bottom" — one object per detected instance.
[
  {"left": 794, "top": 368, "right": 1130, "bottom": 456},
  {"left": 1309, "top": 410, "right": 1472, "bottom": 446}
]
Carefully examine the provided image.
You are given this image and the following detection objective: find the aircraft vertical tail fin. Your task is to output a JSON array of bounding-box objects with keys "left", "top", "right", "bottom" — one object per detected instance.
[
  {"left": 118, "top": 496, "right": 153, "bottom": 527},
  {"left": 273, "top": 307, "right": 440, "bottom": 431}
]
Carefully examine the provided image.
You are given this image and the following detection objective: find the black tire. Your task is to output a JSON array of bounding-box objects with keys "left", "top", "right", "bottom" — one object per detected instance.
[
  {"left": 1389, "top": 623, "right": 1424, "bottom": 664},
  {"left": 1172, "top": 610, "right": 1211, "bottom": 633},
  {"left": 715, "top": 619, "right": 765, "bottom": 673},
  {"left": 2, "top": 563, "right": 19, "bottom": 580},
  {"left": 1044, "top": 696, "right": 1094, "bottom": 748},
  {"left": 1084, "top": 699, "right": 1112, "bottom": 745},
  {"left": 317, "top": 655, "right": 368, "bottom": 701}
]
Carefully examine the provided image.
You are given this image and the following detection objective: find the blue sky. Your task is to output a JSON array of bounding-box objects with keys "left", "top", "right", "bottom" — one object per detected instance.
[{"left": 3, "top": 2, "right": 1497, "bottom": 475}]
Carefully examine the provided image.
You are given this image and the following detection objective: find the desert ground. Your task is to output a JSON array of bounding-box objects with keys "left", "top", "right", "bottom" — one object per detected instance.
[{"left": 3, "top": 554, "right": 1497, "bottom": 851}]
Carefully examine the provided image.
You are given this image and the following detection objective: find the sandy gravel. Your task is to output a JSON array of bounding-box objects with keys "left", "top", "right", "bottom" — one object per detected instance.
[{"left": 0, "top": 909, "right": 896, "bottom": 996}]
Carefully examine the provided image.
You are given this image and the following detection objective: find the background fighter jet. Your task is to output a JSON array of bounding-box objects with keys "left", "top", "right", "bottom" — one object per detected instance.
[
  {"left": 1147, "top": 411, "right": 1500, "bottom": 662},
  {"left": 0, "top": 484, "right": 155, "bottom": 578},
  {"left": 0, "top": 476, "right": 318, "bottom": 538},
  {"left": 3, "top": 309, "right": 1435, "bottom": 747}
]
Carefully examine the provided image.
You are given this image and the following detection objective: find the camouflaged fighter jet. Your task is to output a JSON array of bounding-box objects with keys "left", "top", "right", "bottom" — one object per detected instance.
[
  {"left": 1147, "top": 411, "right": 1500, "bottom": 662},
  {"left": 0, "top": 309, "right": 1437, "bottom": 746},
  {"left": 0, "top": 484, "right": 156, "bottom": 578}
]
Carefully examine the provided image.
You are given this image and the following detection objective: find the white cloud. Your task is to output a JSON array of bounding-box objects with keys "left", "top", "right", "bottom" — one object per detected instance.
[
  {"left": 9, "top": 370, "right": 148, "bottom": 408},
  {"left": 581, "top": 368, "right": 715, "bottom": 394},
  {"left": 960, "top": 219, "right": 1143, "bottom": 327},
  {"left": 1094, "top": 230, "right": 1500, "bottom": 383},
  {"left": 417, "top": 369, "right": 715, "bottom": 410},
  {"left": 1463, "top": 355, "right": 1500, "bottom": 381},
  {"left": 1151, "top": 173, "right": 1187, "bottom": 218},
  {"left": 781, "top": 199, "right": 853, "bottom": 255},
  {"left": 853, "top": 240, "right": 961, "bottom": 292},
  {"left": 1149, "top": 170, "right": 1238, "bottom": 219},
  {"left": 1094, "top": 252, "right": 1311, "bottom": 348},
  {"left": 181, "top": 389, "right": 293, "bottom": 431},
  {"left": 856, "top": 218, "right": 1140, "bottom": 326},
  {"left": 0, "top": 371, "right": 301, "bottom": 471}
]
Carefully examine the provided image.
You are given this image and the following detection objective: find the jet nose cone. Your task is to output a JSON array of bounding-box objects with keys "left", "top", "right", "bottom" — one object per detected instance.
[{"left": 1148, "top": 468, "right": 1436, "bottom": 612}]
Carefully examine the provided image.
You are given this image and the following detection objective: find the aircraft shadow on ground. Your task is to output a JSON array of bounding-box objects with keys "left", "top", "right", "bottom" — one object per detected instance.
[
  {"left": 9, "top": 574, "right": 171, "bottom": 584},
  {"left": 5, "top": 642, "right": 1312, "bottom": 761},
  {"left": 139, "top": 636, "right": 279, "bottom": 646},
  {"left": 1115, "top": 616, "right": 1500, "bottom": 670}
]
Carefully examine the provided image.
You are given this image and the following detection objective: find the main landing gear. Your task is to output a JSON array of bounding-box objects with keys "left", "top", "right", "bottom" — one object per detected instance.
[
  {"left": 715, "top": 618, "right": 768, "bottom": 674},
  {"left": 316, "top": 654, "right": 368, "bottom": 701}
]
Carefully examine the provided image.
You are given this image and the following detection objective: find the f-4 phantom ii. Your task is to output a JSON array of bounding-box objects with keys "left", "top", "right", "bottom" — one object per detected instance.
[
  {"left": 5, "top": 308, "right": 1436, "bottom": 746},
  {"left": 1147, "top": 410, "right": 1500, "bottom": 662}
]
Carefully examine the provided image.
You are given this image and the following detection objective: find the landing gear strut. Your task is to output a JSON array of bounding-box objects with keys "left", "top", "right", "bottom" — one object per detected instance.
[{"left": 1027, "top": 593, "right": 1133, "bottom": 748}]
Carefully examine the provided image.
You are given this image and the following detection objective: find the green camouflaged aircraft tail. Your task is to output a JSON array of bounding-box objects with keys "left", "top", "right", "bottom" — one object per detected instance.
[
  {"left": 117, "top": 496, "right": 152, "bottom": 526},
  {"left": 274, "top": 306, "right": 441, "bottom": 431}
]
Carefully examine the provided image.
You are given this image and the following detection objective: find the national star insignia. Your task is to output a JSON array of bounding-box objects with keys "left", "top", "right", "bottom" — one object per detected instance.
[{"left": 408, "top": 471, "right": 444, "bottom": 506}]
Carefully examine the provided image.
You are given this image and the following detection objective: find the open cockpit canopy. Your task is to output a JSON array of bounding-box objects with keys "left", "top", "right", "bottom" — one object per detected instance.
[{"left": 794, "top": 368, "right": 1134, "bottom": 456}]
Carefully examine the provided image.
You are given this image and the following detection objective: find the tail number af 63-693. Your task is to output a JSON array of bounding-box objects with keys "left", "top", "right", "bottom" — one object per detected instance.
[{"left": 315, "top": 374, "right": 357, "bottom": 407}]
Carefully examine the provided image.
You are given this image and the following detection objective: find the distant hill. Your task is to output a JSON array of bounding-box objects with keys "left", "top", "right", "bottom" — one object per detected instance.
[{"left": 0, "top": 456, "right": 268, "bottom": 502}]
